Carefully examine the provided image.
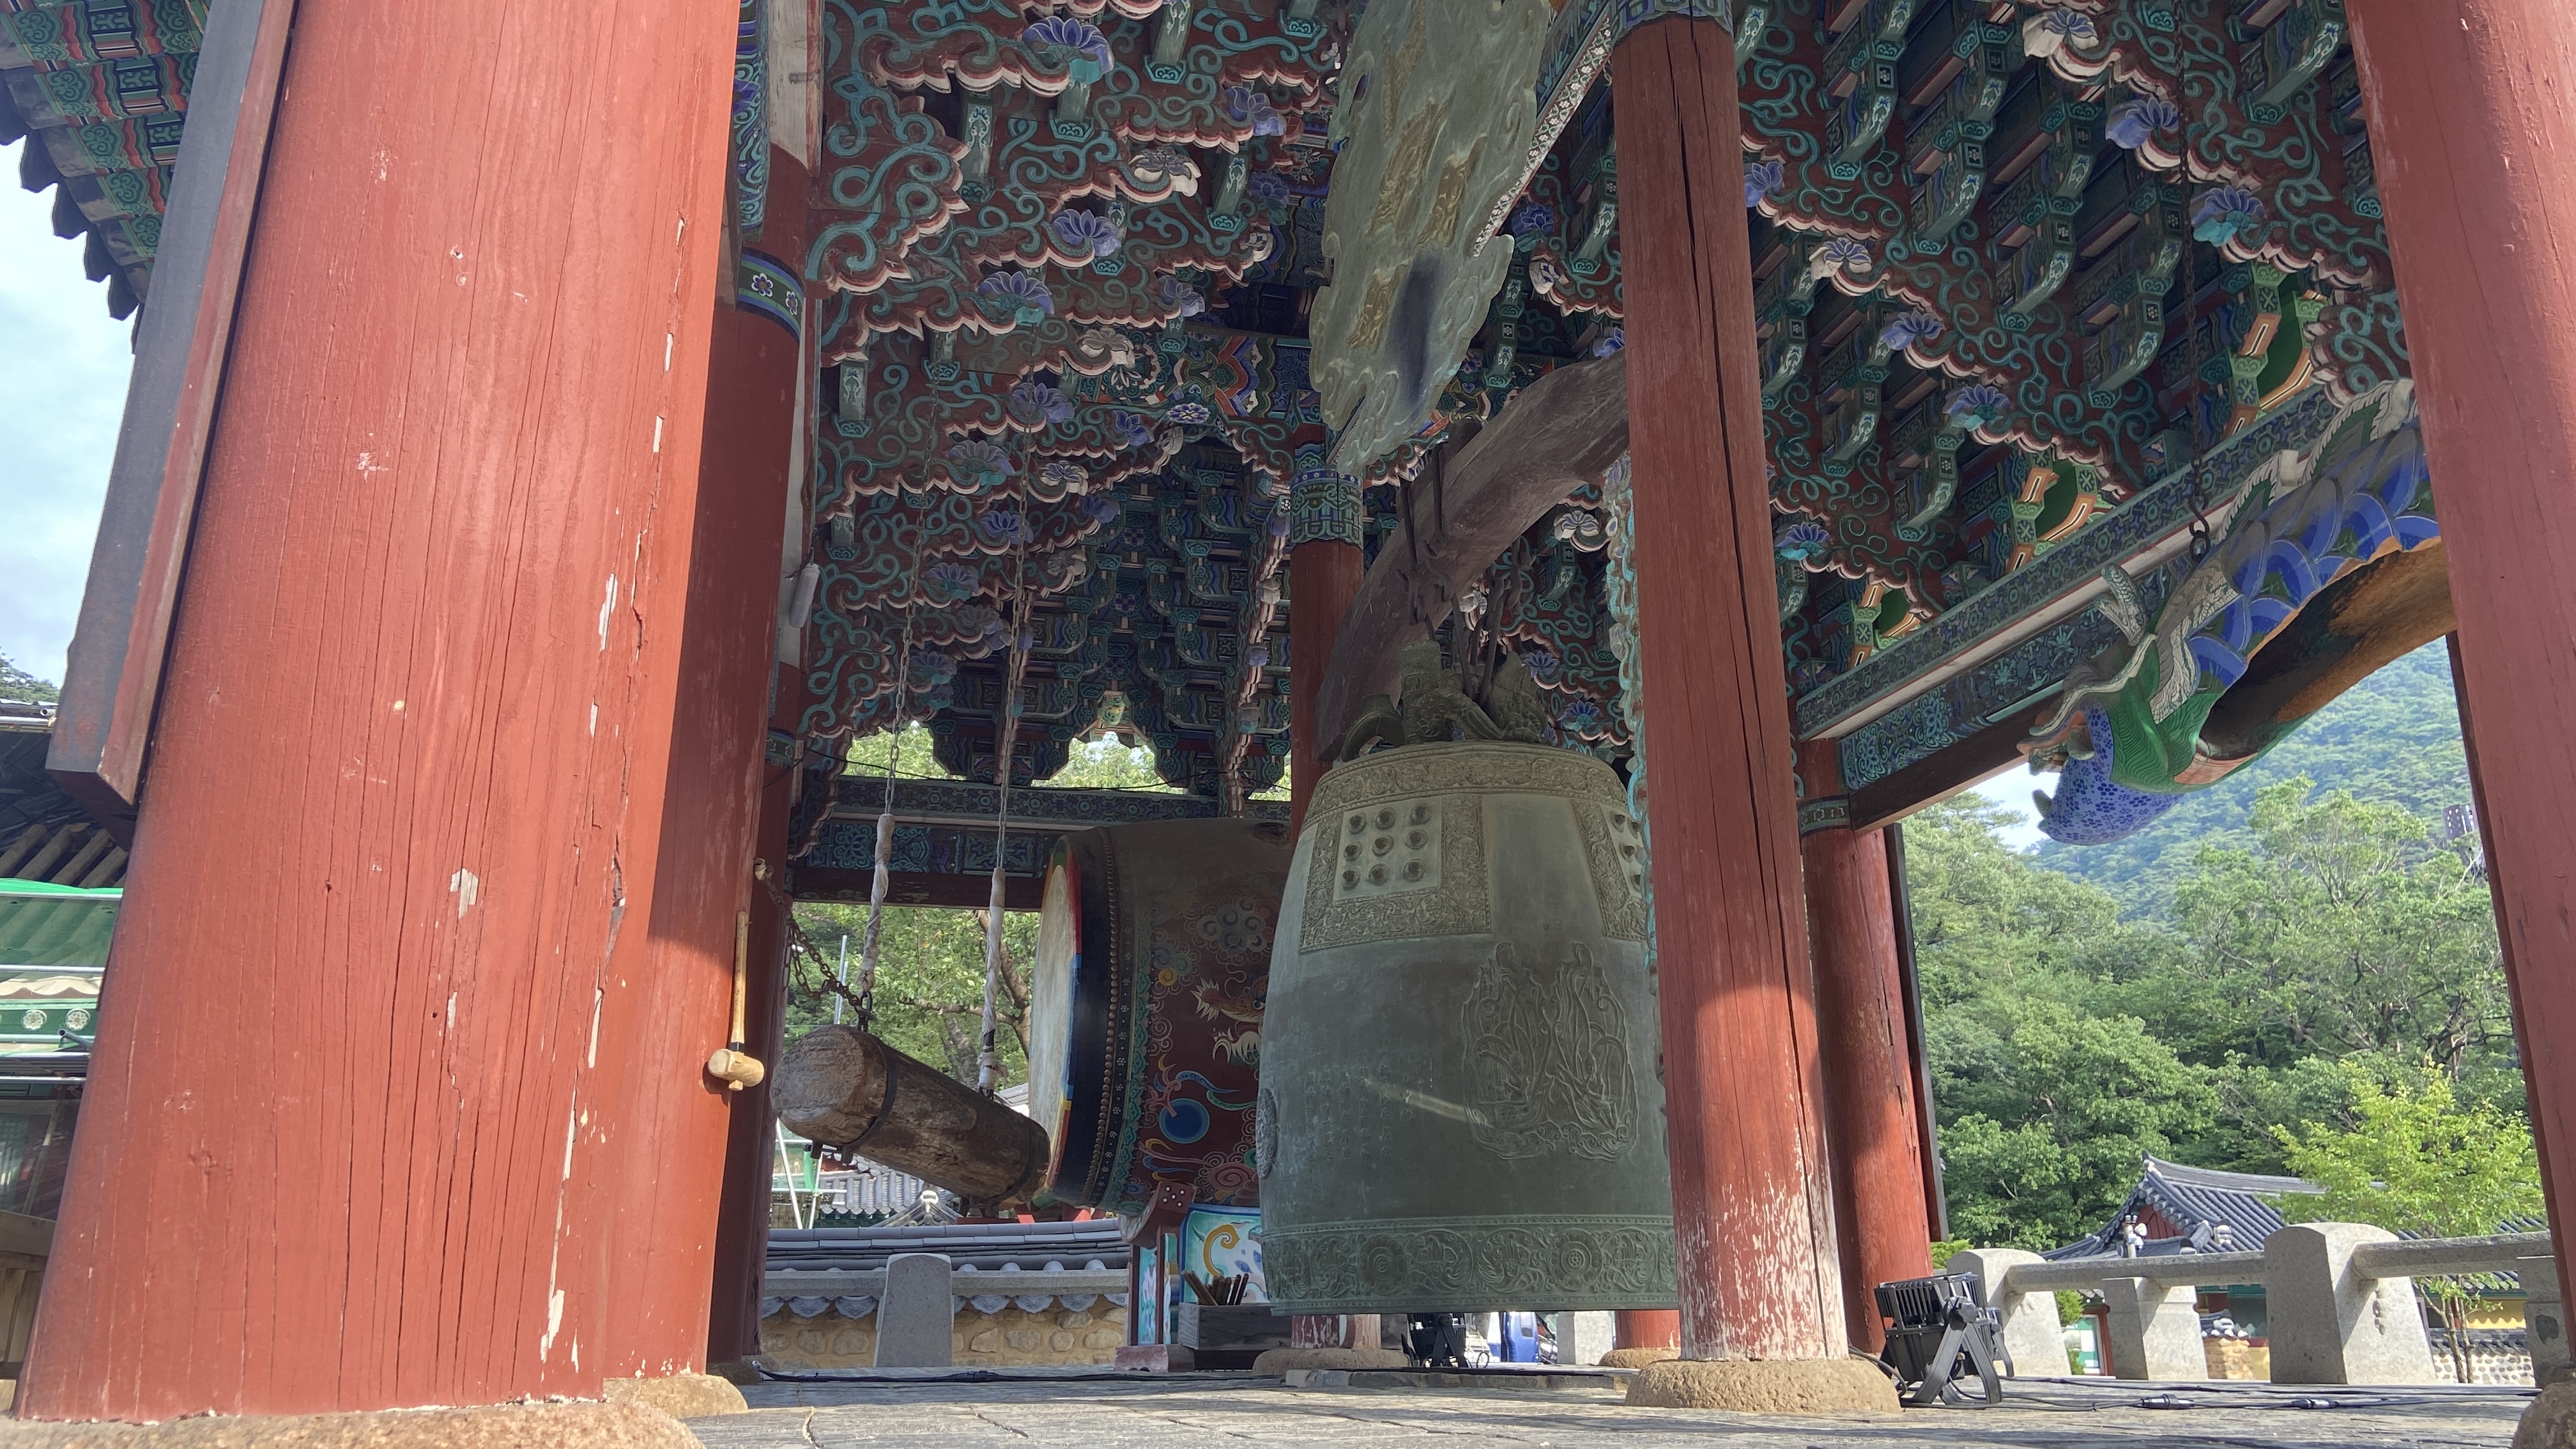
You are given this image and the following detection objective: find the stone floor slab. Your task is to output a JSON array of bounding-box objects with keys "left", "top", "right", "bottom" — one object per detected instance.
[{"left": 694, "top": 1374, "right": 2530, "bottom": 1448}]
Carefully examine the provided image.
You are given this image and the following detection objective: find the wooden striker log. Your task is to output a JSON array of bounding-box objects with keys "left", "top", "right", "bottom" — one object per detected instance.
[{"left": 774, "top": 1023, "right": 1050, "bottom": 1205}]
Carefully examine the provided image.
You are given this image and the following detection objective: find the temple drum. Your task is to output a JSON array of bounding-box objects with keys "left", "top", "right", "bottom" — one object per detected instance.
[
  {"left": 774, "top": 1025, "right": 1051, "bottom": 1206},
  {"left": 1261, "top": 740, "right": 1677, "bottom": 1312},
  {"left": 1027, "top": 819, "right": 1289, "bottom": 1214}
]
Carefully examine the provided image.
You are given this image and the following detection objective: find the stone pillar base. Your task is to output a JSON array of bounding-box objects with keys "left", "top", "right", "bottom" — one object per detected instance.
[
  {"left": 1599, "top": 1347, "right": 1679, "bottom": 1369},
  {"left": 0, "top": 1402, "right": 698, "bottom": 1448},
  {"left": 602, "top": 1373, "right": 750, "bottom": 1418},
  {"left": 1626, "top": 1358, "right": 1899, "bottom": 1414},
  {"left": 1250, "top": 1347, "right": 1414, "bottom": 1374},
  {"left": 2519, "top": 1382, "right": 2576, "bottom": 1448}
]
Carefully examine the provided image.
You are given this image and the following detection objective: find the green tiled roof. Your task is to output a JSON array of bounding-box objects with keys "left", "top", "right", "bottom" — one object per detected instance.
[
  {"left": 0, "top": 884, "right": 120, "bottom": 968},
  {"left": 0, "top": 0, "right": 208, "bottom": 317}
]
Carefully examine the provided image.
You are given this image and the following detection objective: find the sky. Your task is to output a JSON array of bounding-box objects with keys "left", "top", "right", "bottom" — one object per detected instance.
[
  {"left": 1969, "top": 766, "right": 2055, "bottom": 851},
  {"left": 0, "top": 140, "right": 134, "bottom": 689}
]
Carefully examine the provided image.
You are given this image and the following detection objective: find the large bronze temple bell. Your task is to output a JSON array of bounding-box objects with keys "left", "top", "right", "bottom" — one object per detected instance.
[{"left": 1261, "top": 726, "right": 1678, "bottom": 1312}]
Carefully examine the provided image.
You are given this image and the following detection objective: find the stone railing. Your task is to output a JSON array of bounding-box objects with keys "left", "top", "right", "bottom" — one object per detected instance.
[
  {"left": 1954, "top": 1227, "right": 2561, "bottom": 1385},
  {"left": 763, "top": 1265, "right": 1130, "bottom": 1319},
  {"left": 758, "top": 1266, "right": 1131, "bottom": 1370}
]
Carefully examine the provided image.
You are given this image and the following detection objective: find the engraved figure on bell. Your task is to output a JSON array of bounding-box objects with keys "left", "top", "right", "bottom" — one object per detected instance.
[{"left": 1460, "top": 941, "right": 1637, "bottom": 1160}]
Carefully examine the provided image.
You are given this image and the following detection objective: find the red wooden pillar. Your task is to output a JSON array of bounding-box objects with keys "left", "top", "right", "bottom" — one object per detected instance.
[
  {"left": 1615, "top": 1310, "right": 1682, "bottom": 1353},
  {"left": 705, "top": 691, "right": 805, "bottom": 1367},
  {"left": 634, "top": 148, "right": 813, "bottom": 1372},
  {"left": 1286, "top": 457, "right": 1366, "bottom": 1353},
  {"left": 18, "top": 0, "right": 740, "bottom": 1418},
  {"left": 2449, "top": 634, "right": 2570, "bottom": 1299},
  {"left": 698, "top": 164, "right": 821, "bottom": 1364},
  {"left": 1287, "top": 461, "right": 1364, "bottom": 839},
  {"left": 1616, "top": 15, "right": 1844, "bottom": 1362},
  {"left": 2349, "top": 0, "right": 2576, "bottom": 1332},
  {"left": 1796, "top": 746, "right": 1931, "bottom": 1353}
]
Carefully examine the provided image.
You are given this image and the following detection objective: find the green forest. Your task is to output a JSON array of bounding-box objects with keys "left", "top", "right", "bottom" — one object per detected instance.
[
  {"left": 785, "top": 645, "right": 2530, "bottom": 1256},
  {"left": 1913, "top": 641, "right": 2522, "bottom": 1249},
  {"left": 0, "top": 655, "right": 58, "bottom": 703}
]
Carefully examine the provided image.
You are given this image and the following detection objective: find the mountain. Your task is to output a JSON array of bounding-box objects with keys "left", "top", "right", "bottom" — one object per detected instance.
[{"left": 2030, "top": 641, "right": 2472, "bottom": 911}]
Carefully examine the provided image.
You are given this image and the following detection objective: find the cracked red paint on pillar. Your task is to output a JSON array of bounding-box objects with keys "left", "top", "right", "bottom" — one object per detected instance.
[
  {"left": 2348, "top": 0, "right": 2576, "bottom": 1329},
  {"left": 19, "top": 0, "right": 741, "bottom": 1417},
  {"left": 1798, "top": 742, "right": 1931, "bottom": 1353},
  {"left": 1614, "top": 15, "right": 1844, "bottom": 1362}
]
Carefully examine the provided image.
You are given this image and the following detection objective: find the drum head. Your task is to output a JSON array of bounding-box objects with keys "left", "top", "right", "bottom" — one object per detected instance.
[
  {"left": 1027, "top": 848, "right": 1081, "bottom": 1191},
  {"left": 1026, "top": 836, "right": 1116, "bottom": 1202}
]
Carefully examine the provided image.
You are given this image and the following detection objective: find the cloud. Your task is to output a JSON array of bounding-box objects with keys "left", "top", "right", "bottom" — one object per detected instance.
[
  {"left": 0, "top": 140, "right": 132, "bottom": 688},
  {"left": 1968, "top": 767, "right": 2061, "bottom": 852}
]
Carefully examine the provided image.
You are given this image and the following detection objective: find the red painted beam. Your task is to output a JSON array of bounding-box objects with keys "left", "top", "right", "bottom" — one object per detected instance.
[
  {"left": 1615, "top": 15, "right": 1843, "bottom": 1362},
  {"left": 2349, "top": 0, "right": 2576, "bottom": 1326},
  {"left": 17, "top": 0, "right": 741, "bottom": 1416}
]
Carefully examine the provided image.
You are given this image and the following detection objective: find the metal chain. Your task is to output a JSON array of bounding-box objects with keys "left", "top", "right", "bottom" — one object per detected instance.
[
  {"left": 852, "top": 514, "right": 928, "bottom": 1033},
  {"left": 769, "top": 872, "right": 871, "bottom": 1020},
  {"left": 977, "top": 532, "right": 1035, "bottom": 1094}
]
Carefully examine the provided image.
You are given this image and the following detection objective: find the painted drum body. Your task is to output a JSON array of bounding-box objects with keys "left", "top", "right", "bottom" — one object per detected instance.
[
  {"left": 1261, "top": 740, "right": 1676, "bottom": 1312},
  {"left": 1028, "top": 819, "right": 1291, "bottom": 1214}
]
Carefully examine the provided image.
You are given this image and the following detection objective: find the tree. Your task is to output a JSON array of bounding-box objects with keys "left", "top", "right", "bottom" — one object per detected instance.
[
  {"left": 1031, "top": 733, "right": 1290, "bottom": 799},
  {"left": 841, "top": 720, "right": 1284, "bottom": 796},
  {"left": 1899, "top": 715, "right": 2531, "bottom": 1252},
  {"left": 0, "top": 656, "right": 57, "bottom": 705},
  {"left": 1929, "top": 996, "right": 2217, "bottom": 1249},
  {"left": 798, "top": 728, "right": 1280, "bottom": 1092},
  {"left": 1039, "top": 736, "right": 1177, "bottom": 791},
  {"left": 2274, "top": 1067, "right": 2543, "bottom": 1383},
  {"left": 789, "top": 900, "right": 1036, "bottom": 1087},
  {"left": 843, "top": 721, "right": 956, "bottom": 783},
  {"left": 1902, "top": 799, "right": 2224, "bottom": 1247},
  {"left": 1901, "top": 797, "right": 2134, "bottom": 1009},
  {"left": 795, "top": 732, "right": 1160, "bottom": 1087},
  {"left": 2160, "top": 780, "right": 2511, "bottom": 1081}
]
